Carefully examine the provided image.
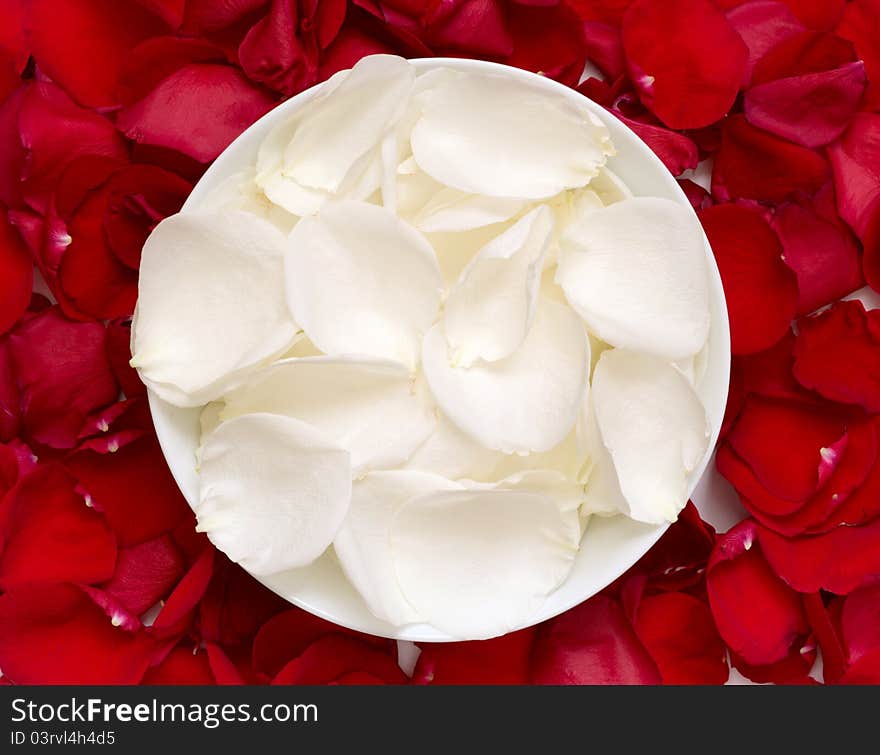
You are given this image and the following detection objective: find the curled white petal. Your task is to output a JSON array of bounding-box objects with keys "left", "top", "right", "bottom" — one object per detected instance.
[
  {"left": 444, "top": 206, "right": 553, "bottom": 366},
  {"left": 556, "top": 197, "right": 710, "bottom": 360},
  {"left": 131, "top": 211, "right": 297, "bottom": 407},
  {"left": 391, "top": 487, "right": 581, "bottom": 639},
  {"left": 335, "top": 470, "right": 461, "bottom": 626},
  {"left": 221, "top": 356, "right": 435, "bottom": 474},
  {"left": 422, "top": 297, "right": 589, "bottom": 453},
  {"left": 414, "top": 188, "right": 525, "bottom": 233},
  {"left": 591, "top": 349, "right": 709, "bottom": 524},
  {"left": 590, "top": 167, "right": 632, "bottom": 205},
  {"left": 196, "top": 413, "right": 351, "bottom": 575},
  {"left": 285, "top": 200, "right": 442, "bottom": 367},
  {"left": 199, "top": 168, "right": 297, "bottom": 233}
]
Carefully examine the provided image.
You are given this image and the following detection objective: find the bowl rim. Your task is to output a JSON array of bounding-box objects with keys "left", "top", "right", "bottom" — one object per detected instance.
[{"left": 151, "top": 55, "right": 731, "bottom": 642}]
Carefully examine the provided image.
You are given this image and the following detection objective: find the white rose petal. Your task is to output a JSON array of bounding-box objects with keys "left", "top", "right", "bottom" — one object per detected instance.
[
  {"left": 197, "top": 413, "right": 351, "bottom": 575},
  {"left": 391, "top": 487, "right": 581, "bottom": 639},
  {"left": 414, "top": 188, "right": 526, "bottom": 233},
  {"left": 444, "top": 206, "right": 554, "bottom": 366},
  {"left": 285, "top": 200, "right": 442, "bottom": 367},
  {"left": 221, "top": 356, "right": 435, "bottom": 474},
  {"left": 411, "top": 71, "right": 613, "bottom": 199},
  {"left": 131, "top": 211, "right": 297, "bottom": 407},
  {"left": 422, "top": 297, "right": 589, "bottom": 453},
  {"left": 335, "top": 470, "right": 461, "bottom": 626},
  {"left": 591, "top": 349, "right": 709, "bottom": 524},
  {"left": 590, "top": 167, "right": 632, "bottom": 205},
  {"left": 556, "top": 197, "right": 710, "bottom": 360}
]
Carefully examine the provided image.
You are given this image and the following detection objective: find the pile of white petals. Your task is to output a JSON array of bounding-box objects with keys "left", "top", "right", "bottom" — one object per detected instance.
[{"left": 132, "top": 55, "right": 712, "bottom": 639}]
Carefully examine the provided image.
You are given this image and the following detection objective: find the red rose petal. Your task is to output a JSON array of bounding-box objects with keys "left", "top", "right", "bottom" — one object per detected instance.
[
  {"left": 0, "top": 465, "right": 117, "bottom": 589},
  {"left": 726, "top": 1, "right": 805, "bottom": 84},
  {"left": 840, "top": 584, "right": 880, "bottom": 672},
  {"left": 25, "top": 0, "right": 167, "bottom": 108},
  {"left": 143, "top": 645, "right": 215, "bottom": 685},
  {"left": 731, "top": 331, "right": 807, "bottom": 404},
  {"left": 65, "top": 436, "right": 190, "bottom": 546},
  {"left": 531, "top": 595, "right": 661, "bottom": 684},
  {"left": 752, "top": 30, "right": 856, "bottom": 85},
  {"left": 205, "top": 642, "right": 247, "bottom": 685},
  {"left": 758, "top": 518, "right": 880, "bottom": 594},
  {"left": 0, "top": 583, "right": 155, "bottom": 684},
  {"left": 117, "top": 64, "right": 276, "bottom": 163},
  {"left": 621, "top": 0, "right": 747, "bottom": 129},
  {"left": 413, "top": 629, "right": 535, "bottom": 685},
  {"left": 253, "top": 607, "right": 390, "bottom": 677},
  {"left": 707, "top": 520, "right": 810, "bottom": 666},
  {"left": 105, "top": 318, "right": 147, "bottom": 399},
  {"left": 183, "top": 0, "right": 267, "bottom": 34},
  {"left": 770, "top": 201, "right": 862, "bottom": 314},
  {"left": 135, "top": 0, "right": 186, "bottom": 28},
  {"left": 719, "top": 0, "right": 843, "bottom": 30},
  {"left": 0, "top": 87, "right": 26, "bottom": 208},
  {"left": 802, "top": 591, "right": 846, "bottom": 683},
  {"left": 581, "top": 22, "right": 624, "bottom": 81},
  {"left": 567, "top": 0, "right": 633, "bottom": 24},
  {"left": 828, "top": 113, "right": 880, "bottom": 242},
  {"left": 839, "top": 652, "right": 880, "bottom": 684},
  {"left": 613, "top": 111, "right": 699, "bottom": 176},
  {"left": 699, "top": 203, "right": 798, "bottom": 355},
  {"left": 152, "top": 546, "right": 215, "bottom": 630},
  {"left": 729, "top": 643, "right": 817, "bottom": 684},
  {"left": 8, "top": 307, "right": 118, "bottom": 449},
  {"left": 423, "top": 0, "right": 514, "bottom": 58},
  {"left": 0, "top": 0, "right": 27, "bottom": 73},
  {"left": 0, "top": 207, "right": 32, "bottom": 337},
  {"left": 272, "top": 635, "right": 406, "bottom": 685},
  {"left": 317, "top": 26, "right": 396, "bottom": 81},
  {"left": 0, "top": 340, "right": 20, "bottom": 442},
  {"left": 712, "top": 116, "right": 829, "bottom": 204},
  {"left": 632, "top": 592, "right": 729, "bottom": 685},
  {"left": 793, "top": 301, "right": 880, "bottom": 413},
  {"left": 101, "top": 535, "right": 186, "bottom": 617},
  {"left": 745, "top": 62, "right": 866, "bottom": 149},
  {"left": 837, "top": 0, "right": 880, "bottom": 111},
  {"left": 505, "top": 1, "right": 587, "bottom": 87}
]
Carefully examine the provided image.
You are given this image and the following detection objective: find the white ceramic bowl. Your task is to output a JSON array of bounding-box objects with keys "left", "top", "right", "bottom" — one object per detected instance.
[{"left": 149, "top": 58, "right": 731, "bottom": 642}]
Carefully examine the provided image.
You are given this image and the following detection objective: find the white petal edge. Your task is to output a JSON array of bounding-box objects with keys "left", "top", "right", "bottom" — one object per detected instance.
[
  {"left": 414, "top": 188, "right": 526, "bottom": 233},
  {"left": 196, "top": 413, "right": 351, "bottom": 575},
  {"left": 131, "top": 211, "right": 297, "bottom": 407},
  {"left": 556, "top": 197, "right": 711, "bottom": 360}
]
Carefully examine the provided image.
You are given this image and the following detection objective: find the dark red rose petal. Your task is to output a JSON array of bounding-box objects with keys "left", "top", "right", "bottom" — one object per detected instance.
[
  {"left": 865, "top": 210, "right": 880, "bottom": 293},
  {"left": 567, "top": 0, "right": 633, "bottom": 23},
  {"left": 837, "top": 0, "right": 880, "bottom": 111},
  {"left": 0, "top": 340, "right": 19, "bottom": 442},
  {"left": 117, "top": 64, "right": 276, "bottom": 164},
  {"left": 793, "top": 301, "right": 880, "bottom": 413},
  {"left": 698, "top": 203, "right": 798, "bottom": 355},
  {"left": 770, "top": 201, "right": 862, "bottom": 314},
  {"left": 183, "top": 0, "right": 267, "bottom": 34},
  {"left": 101, "top": 536, "right": 186, "bottom": 617},
  {"left": 8, "top": 307, "right": 118, "bottom": 449},
  {"left": 152, "top": 546, "right": 215, "bottom": 630},
  {"left": 252, "top": 607, "right": 390, "bottom": 677},
  {"left": 531, "top": 595, "right": 661, "bottom": 684},
  {"left": 424, "top": 0, "right": 514, "bottom": 58},
  {"left": 730, "top": 331, "right": 807, "bottom": 405},
  {"left": 712, "top": 116, "right": 830, "bottom": 204},
  {"left": 105, "top": 318, "right": 147, "bottom": 399},
  {"left": 632, "top": 592, "right": 729, "bottom": 685},
  {"left": 205, "top": 642, "right": 247, "bottom": 684},
  {"left": 828, "top": 113, "right": 880, "bottom": 241},
  {"left": 413, "top": 629, "right": 535, "bottom": 685},
  {"left": 143, "top": 645, "right": 215, "bottom": 685},
  {"left": 621, "top": 0, "right": 747, "bottom": 129},
  {"left": 730, "top": 643, "right": 817, "bottom": 684},
  {"left": 0, "top": 465, "right": 116, "bottom": 589},
  {"left": 752, "top": 30, "right": 856, "bottom": 85},
  {"left": 726, "top": 1, "right": 804, "bottom": 84},
  {"left": 614, "top": 112, "right": 699, "bottom": 176},
  {"left": 505, "top": 1, "right": 587, "bottom": 87},
  {"left": 745, "top": 62, "right": 866, "bottom": 149},
  {"left": 758, "top": 518, "right": 880, "bottom": 594},
  {"left": 317, "top": 26, "right": 395, "bottom": 81},
  {"left": 581, "top": 22, "right": 624, "bottom": 81},
  {"left": 801, "top": 591, "right": 846, "bottom": 683},
  {"left": 135, "top": 0, "right": 186, "bottom": 28},
  {"left": 272, "top": 635, "right": 406, "bottom": 685},
  {"left": 840, "top": 584, "right": 880, "bottom": 672},
  {"left": 0, "top": 208, "right": 32, "bottom": 337},
  {"left": 65, "top": 436, "right": 190, "bottom": 546},
  {"left": 0, "top": 583, "right": 155, "bottom": 684},
  {"left": 707, "top": 520, "right": 810, "bottom": 666},
  {"left": 0, "top": 0, "right": 27, "bottom": 73},
  {"left": 718, "top": 0, "right": 843, "bottom": 30},
  {"left": 25, "top": 0, "right": 167, "bottom": 108}
]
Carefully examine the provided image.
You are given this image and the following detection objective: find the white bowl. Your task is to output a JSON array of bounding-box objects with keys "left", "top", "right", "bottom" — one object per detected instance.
[{"left": 149, "top": 58, "right": 731, "bottom": 642}]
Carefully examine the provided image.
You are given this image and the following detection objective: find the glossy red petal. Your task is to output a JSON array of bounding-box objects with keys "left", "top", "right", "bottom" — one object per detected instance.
[
  {"left": 25, "top": 0, "right": 167, "bottom": 108},
  {"left": 793, "top": 301, "right": 880, "bottom": 413},
  {"left": 143, "top": 645, "right": 215, "bottom": 685},
  {"left": 726, "top": 1, "right": 804, "bottom": 84},
  {"left": 272, "top": 635, "right": 406, "bottom": 685},
  {"left": 413, "top": 629, "right": 535, "bottom": 685},
  {"left": 752, "top": 30, "right": 856, "bottom": 85},
  {"left": 152, "top": 546, "right": 215, "bottom": 630},
  {"left": 837, "top": 0, "right": 880, "bottom": 111},
  {"left": 699, "top": 203, "right": 798, "bottom": 355},
  {"left": 0, "top": 208, "right": 32, "bottom": 337},
  {"left": 0, "top": 465, "right": 116, "bottom": 589},
  {"left": 633, "top": 592, "right": 729, "bottom": 684},
  {"left": 531, "top": 595, "right": 661, "bottom": 684},
  {"left": 745, "top": 62, "right": 866, "bottom": 149},
  {"left": 65, "top": 436, "right": 190, "bottom": 546},
  {"left": 712, "top": 116, "right": 829, "bottom": 204},
  {"left": 828, "top": 113, "right": 880, "bottom": 242},
  {"left": 707, "top": 521, "right": 810, "bottom": 666},
  {"left": 505, "top": 1, "right": 587, "bottom": 86},
  {"left": 101, "top": 535, "right": 186, "bottom": 617},
  {"left": 0, "top": 583, "right": 155, "bottom": 684},
  {"left": 8, "top": 307, "right": 118, "bottom": 449},
  {"left": 621, "top": 0, "right": 747, "bottom": 129},
  {"left": 117, "top": 64, "right": 276, "bottom": 164},
  {"left": 614, "top": 112, "right": 698, "bottom": 176},
  {"left": 758, "top": 518, "right": 880, "bottom": 594}
]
